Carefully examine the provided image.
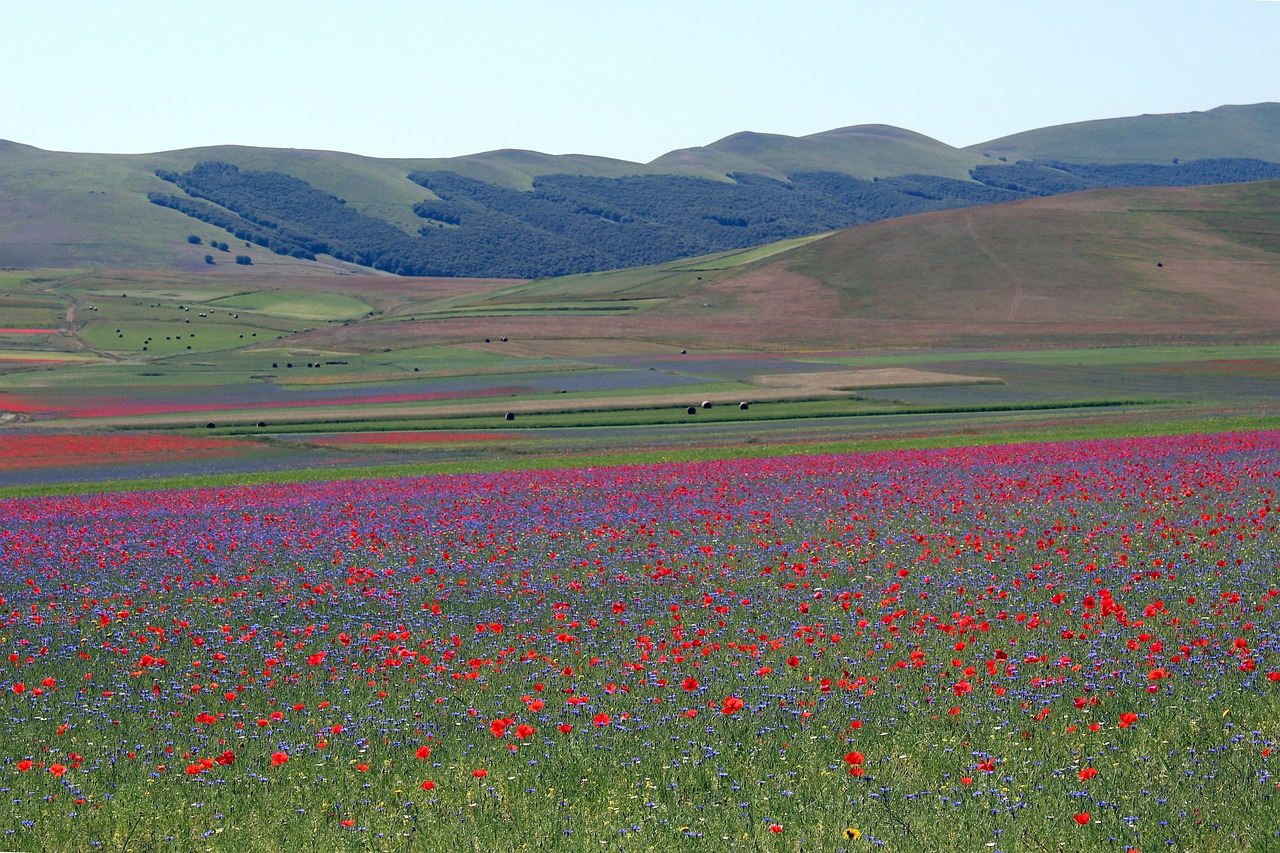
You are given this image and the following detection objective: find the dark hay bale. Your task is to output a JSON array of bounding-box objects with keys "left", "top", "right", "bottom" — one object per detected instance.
[
  {"left": 739, "top": 402, "right": 750, "bottom": 410},
  {"left": 701, "top": 401, "right": 712, "bottom": 409},
  {"left": 687, "top": 407, "right": 697, "bottom": 415},
  {"left": 504, "top": 412, "right": 515, "bottom": 421},
  {"left": 206, "top": 422, "right": 216, "bottom": 429}
]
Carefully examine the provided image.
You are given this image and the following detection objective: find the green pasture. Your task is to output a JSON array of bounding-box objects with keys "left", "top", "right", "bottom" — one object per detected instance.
[
  {"left": 485, "top": 234, "right": 829, "bottom": 305},
  {"left": 205, "top": 291, "right": 374, "bottom": 321},
  {"left": 77, "top": 321, "right": 289, "bottom": 355},
  {"left": 0, "top": 293, "right": 64, "bottom": 323},
  {"left": 0, "top": 270, "right": 80, "bottom": 290},
  {"left": 0, "top": 349, "right": 100, "bottom": 363},
  {"left": 0, "top": 361, "right": 279, "bottom": 390},
  {"left": 248, "top": 344, "right": 547, "bottom": 379},
  {"left": 168, "top": 396, "right": 1155, "bottom": 441},
  {"left": 63, "top": 283, "right": 236, "bottom": 304}
]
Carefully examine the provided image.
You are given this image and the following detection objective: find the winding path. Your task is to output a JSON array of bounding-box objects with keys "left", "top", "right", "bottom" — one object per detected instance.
[{"left": 966, "top": 212, "right": 1024, "bottom": 322}]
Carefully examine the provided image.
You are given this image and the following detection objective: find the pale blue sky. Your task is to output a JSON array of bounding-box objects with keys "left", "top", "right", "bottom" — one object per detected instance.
[{"left": 4, "top": 0, "right": 1277, "bottom": 162}]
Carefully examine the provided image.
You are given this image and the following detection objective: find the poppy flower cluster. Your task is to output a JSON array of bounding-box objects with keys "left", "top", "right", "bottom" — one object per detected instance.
[{"left": 2, "top": 431, "right": 1280, "bottom": 850}]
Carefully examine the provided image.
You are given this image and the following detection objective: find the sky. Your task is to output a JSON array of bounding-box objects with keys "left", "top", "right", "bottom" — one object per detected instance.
[{"left": 4, "top": 0, "right": 1278, "bottom": 163}]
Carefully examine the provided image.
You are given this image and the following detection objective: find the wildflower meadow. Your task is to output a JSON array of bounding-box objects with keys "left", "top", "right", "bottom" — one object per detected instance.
[{"left": 3, "top": 431, "right": 1280, "bottom": 851}]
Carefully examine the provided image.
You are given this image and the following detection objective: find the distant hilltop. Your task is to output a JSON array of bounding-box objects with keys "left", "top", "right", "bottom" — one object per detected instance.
[{"left": 2, "top": 103, "right": 1279, "bottom": 277}]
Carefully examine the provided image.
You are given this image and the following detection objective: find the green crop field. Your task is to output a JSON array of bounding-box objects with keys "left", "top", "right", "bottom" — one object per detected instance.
[{"left": 0, "top": 175, "right": 1278, "bottom": 493}]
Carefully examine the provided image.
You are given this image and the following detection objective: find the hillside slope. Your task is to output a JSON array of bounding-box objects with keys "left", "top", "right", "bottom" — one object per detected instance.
[
  {"left": 395, "top": 180, "right": 1280, "bottom": 351},
  {"left": 970, "top": 103, "right": 1280, "bottom": 164},
  {"left": 2, "top": 103, "right": 1279, "bottom": 278}
]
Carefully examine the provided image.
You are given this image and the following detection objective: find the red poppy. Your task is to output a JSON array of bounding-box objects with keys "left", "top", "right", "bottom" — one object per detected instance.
[
  {"left": 306, "top": 652, "right": 325, "bottom": 666},
  {"left": 682, "top": 677, "right": 699, "bottom": 691},
  {"left": 844, "top": 751, "right": 864, "bottom": 766},
  {"left": 271, "top": 752, "right": 289, "bottom": 766},
  {"left": 593, "top": 713, "right": 611, "bottom": 727},
  {"left": 472, "top": 768, "right": 488, "bottom": 778},
  {"left": 1079, "top": 767, "right": 1098, "bottom": 781},
  {"left": 16, "top": 760, "right": 32, "bottom": 772},
  {"left": 215, "top": 750, "right": 236, "bottom": 766},
  {"left": 490, "top": 719, "right": 508, "bottom": 738},
  {"left": 1119, "top": 712, "right": 1139, "bottom": 728},
  {"left": 768, "top": 824, "right": 783, "bottom": 833},
  {"left": 558, "top": 724, "right": 573, "bottom": 734},
  {"left": 721, "top": 696, "right": 744, "bottom": 715},
  {"left": 416, "top": 745, "right": 431, "bottom": 760},
  {"left": 356, "top": 763, "right": 369, "bottom": 772},
  {"left": 49, "top": 763, "right": 67, "bottom": 777},
  {"left": 1073, "top": 813, "right": 1091, "bottom": 825},
  {"left": 515, "top": 724, "right": 535, "bottom": 739},
  {"left": 421, "top": 780, "right": 435, "bottom": 790},
  {"left": 11, "top": 683, "right": 24, "bottom": 694},
  {"left": 185, "top": 764, "right": 203, "bottom": 775},
  {"left": 340, "top": 820, "right": 355, "bottom": 828}
]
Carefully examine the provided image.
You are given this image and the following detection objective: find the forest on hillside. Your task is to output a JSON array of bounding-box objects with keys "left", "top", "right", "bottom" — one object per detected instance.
[{"left": 149, "top": 158, "right": 1280, "bottom": 278}]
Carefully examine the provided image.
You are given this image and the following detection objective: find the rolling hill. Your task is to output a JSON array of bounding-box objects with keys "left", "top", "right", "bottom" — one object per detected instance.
[
  {"left": 339, "top": 178, "right": 1280, "bottom": 352},
  {"left": 2, "top": 103, "right": 1279, "bottom": 278},
  {"left": 970, "top": 103, "right": 1280, "bottom": 164}
]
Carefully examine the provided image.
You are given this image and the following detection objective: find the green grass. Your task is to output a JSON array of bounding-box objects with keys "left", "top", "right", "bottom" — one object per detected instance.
[
  {"left": 77, "top": 321, "right": 289, "bottom": 354},
  {"left": 970, "top": 102, "right": 1280, "bottom": 164},
  {"left": 205, "top": 291, "right": 374, "bottom": 321}
]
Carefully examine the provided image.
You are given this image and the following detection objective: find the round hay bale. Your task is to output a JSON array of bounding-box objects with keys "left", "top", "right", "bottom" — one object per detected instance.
[
  {"left": 504, "top": 412, "right": 515, "bottom": 421},
  {"left": 739, "top": 401, "right": 750, "bottom": 410},
  {"left": 701, "top": 401, "right": 712, "bottom": 409},
  {"left": 206, "top": 422, "right": 216, "bottom": 429},
  {"left": 257, "top": 421, "right": 267, "bottom": 428},
  {"left": 687, "top": 406, "right": 697, "bottom": 415}
]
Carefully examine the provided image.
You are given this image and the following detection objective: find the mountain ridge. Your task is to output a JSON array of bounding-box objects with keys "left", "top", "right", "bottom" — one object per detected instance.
[{"left": 3, "top": 102, "right": 1279, "bottom": 277}]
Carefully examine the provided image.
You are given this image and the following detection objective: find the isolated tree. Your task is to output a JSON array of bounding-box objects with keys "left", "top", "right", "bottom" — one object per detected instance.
[
  {"left": 204, "top": 254, "right": 215, "bottom": 265},
  {"left": 187, "top": 234, "right": 202, "bottom": 244},
  {"left": 235, "top": 255, "right": 253, "bottom": 265}
]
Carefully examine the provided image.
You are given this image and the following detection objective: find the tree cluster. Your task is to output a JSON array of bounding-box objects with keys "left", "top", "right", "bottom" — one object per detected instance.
[{"left": 147, "top": 157, "right": 1280, "bottom": 279}]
